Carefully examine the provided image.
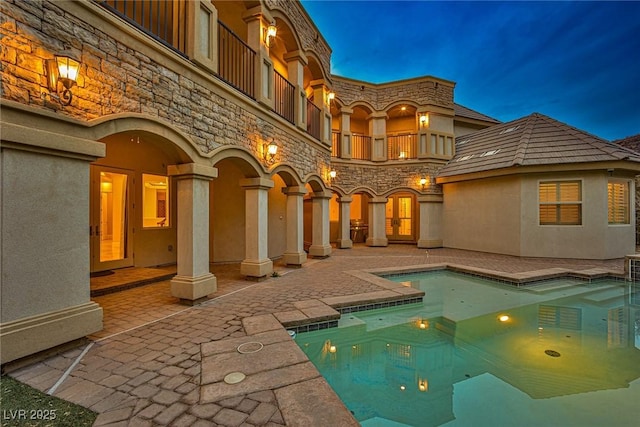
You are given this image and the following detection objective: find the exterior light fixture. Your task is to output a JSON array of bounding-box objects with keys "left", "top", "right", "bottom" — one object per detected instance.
[
  {"left": 264, "top": 21, "right": 277, "bottom": 46},
  {"left": 263, "top": 140, "right": 278, "bottom": 165},
  {"left": 44, "top": 52, "right": 80, "bottom": 106},
  {"left": 328, "top": 169, "right": 337, "bottom": 184},
  {"left": 327, "top": 91, "right": 335, "bottom": 104},
  {"left": 419, "top": 114, "right": 429, "bottom": 128},
  {"left": 420, "top": 177, "right": 428, "bottom": 190}
]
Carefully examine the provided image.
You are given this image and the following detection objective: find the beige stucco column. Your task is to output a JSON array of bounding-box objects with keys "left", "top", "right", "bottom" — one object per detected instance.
[
  {"left": 0, "top": 119, "right": 104, "bottom": 364},
  {"left": 284, "top": 51, "right": 308, "bottom": 131},
  {"left": 417, "top": 194, "right": 443, "bottom": 248},
  {"left": 337, "top": 195, "right": 353, "bottom": 248},
  {"left": 243, "top": 6, "right": 274, "bottom": 109},
  {"left": 370, "top": 112, "right": 388, "bottom": 161},
  {"left": 168, "top": 163, "right": 218, "bottom": 303},
  {"left": 240, "top": 177, "right": 275, "bottom": 278},
  {"left": 366, "top": 196, "right": 389, "bottom": 246},
  {"left": 310, "top": 79, "right": 333, "bottom": 146},
  {"left": 309, "top": 190, "right": 333, "bottom": 257},
  {"left": 282, "top": 185, "right": 308, "bottom": 266},
  {"left": 339, "top": 107, "right": 353, "bottom": 159}
]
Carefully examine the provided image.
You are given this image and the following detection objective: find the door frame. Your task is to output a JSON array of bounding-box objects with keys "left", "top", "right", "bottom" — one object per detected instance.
[
  {"left": 90, "top": 165, "right": 135, "bottom": 272},
  {"left": 385, "top": 192, "right": 416, "bottom": 242}
]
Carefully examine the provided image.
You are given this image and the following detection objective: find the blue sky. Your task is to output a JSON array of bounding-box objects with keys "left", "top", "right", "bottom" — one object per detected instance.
[{"left": 300, "top": 0, "right": 640, "bottom": 141}]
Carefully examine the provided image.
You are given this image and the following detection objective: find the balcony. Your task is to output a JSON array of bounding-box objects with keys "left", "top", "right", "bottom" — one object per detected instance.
[
  {"left": 218, "top": 21, "right": 256, "bottom": 99},
  {"left": 388, "top": 134, "right": 417, "bottom": 160},
  {"left": 95, "top": 1, "right": 323, "bottom": 141}
]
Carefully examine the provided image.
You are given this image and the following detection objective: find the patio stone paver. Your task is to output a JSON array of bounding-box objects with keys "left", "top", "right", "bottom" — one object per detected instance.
[{"left": 5, "top": 245, "right": 628, "bottom": 426}]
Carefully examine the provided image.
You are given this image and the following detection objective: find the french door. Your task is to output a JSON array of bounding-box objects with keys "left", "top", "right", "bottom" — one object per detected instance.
[
  {"left": 385, "top": 193, "right": 415, "bottom": 241},
  {"left": 90, "top": 166, "right": 134, "bottom": 272}
]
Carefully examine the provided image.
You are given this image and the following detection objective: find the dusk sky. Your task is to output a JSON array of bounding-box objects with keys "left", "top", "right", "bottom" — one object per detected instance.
[{"left": 300, "top": 0, "right": 640, "bottom": 141}]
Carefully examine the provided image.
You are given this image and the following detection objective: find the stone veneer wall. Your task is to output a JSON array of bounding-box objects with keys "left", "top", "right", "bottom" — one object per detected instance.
[
  {"left": 331, "top": 162, "right": 443, "bottom": 196},
  {"left": 0, "top": 0, "right": 330, "bottom": 179},
  {"left": 332, "top": 77, "right": 455, "bottom": 110},
  {"left": 266, "top": 0, "right": 332, "bottom": 76}
]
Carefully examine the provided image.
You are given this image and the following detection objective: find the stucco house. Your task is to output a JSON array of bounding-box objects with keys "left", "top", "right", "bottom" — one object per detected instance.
[
  {"left": 0, "top": 0, "right": 637, "bottom": 364},
  {"left": 437, "top": 113, "right": 640, "bottom": 259},
  {"left": 614, "top": 134, "right": 640, "bottom": 245}
]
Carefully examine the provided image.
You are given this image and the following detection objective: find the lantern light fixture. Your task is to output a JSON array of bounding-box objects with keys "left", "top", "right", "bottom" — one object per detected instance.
[
  {"left": 419, "top": 113, "right": 429, "bottom": 128},
  {"left": 263, "top": 140, "right": 278, "bottom": 165},
  {"left": 420, "top": 177, "right": 428, "bottom": 190},
  {"left": 44, "top": 52, "right": 80, "bottom": 106},
  {"left": 264, "top": 21, "right": 277, "bottom": 46}
]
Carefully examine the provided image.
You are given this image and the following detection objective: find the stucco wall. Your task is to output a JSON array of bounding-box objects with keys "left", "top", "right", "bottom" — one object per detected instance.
[
  {"left": 442, "top": 176, "right": 522, "bottom": 255},
  {"left": 520, "top": 172, "right": 636, "bottom": 259}
]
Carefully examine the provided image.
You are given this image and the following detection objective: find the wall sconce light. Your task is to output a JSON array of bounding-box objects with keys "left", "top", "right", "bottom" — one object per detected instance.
[
  {"left": 327, "top": 91, "right": 335, "bottom": 103},
  {"left": 263, "top": 140, "right": 278, "bottom": 165},
  {"left": 264, "top": 21, "right": 277, "bottom": 46},
  {"left": 420, "top": 177, "right": 428, "bottom": 190},
  {"left": 328, "top": 169, "right": 337, "bottom": 185},
  {"left": 419, "top": 114, "right": 429, "bottom": 128},
  {"left": 44, "top": 53, "right": 80, "bottom": 106}
]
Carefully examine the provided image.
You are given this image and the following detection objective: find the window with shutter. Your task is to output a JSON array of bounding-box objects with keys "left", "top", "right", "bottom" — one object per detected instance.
[
  {"left": 539, "top": 181, "right": 582, "bottom": 225},
  {"left": 608, "top": 181, "right": 630, "bottom": 224}
]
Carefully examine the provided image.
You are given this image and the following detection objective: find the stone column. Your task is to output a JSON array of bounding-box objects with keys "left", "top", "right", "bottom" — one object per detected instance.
[
  {"left": 240, "top": 177, "right": 274, "bottom": 278},
  {"left": 282, "top": 186, "right": 308, "bottom": 266},
  {"left": 309, "top": 190, "right": 333, "bottom": 257},
  {"left": 417, "top": 194, "right": 444, "bottom": 248},
  {"left": 366, "top": 196, "right": 389, "bottom": 247},
  {"left": 168, "top": 163, "right": 218, "bottom": 304},
  {"left": 337, "top": 195, "right": 353, "bottom": 249}
]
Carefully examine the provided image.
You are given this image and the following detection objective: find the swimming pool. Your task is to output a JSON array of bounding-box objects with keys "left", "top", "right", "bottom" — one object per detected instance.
[{"left": 295, "top": 270, "right": 640, "bottom": 426}]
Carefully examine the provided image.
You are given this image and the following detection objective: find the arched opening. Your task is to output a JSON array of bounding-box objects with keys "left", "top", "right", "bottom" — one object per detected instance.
[{"left": 90, "top": 130, "right": 191, "bottom": 273}]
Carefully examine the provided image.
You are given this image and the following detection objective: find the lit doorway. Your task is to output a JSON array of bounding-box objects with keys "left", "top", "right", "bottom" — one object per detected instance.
[
  {"left": 386, "top": 193, "right": 414, "bottom": 241},
  {"left": 90, "top": 166, "right": 134, "bottom": 272}
]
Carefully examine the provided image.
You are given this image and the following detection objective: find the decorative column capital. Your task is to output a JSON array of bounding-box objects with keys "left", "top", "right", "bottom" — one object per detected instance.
[
  {"left": 282, "top": 185, "right": 308, "bottom": 196},
  {"left": 311, "top": 190, "right": 333, "bottom": 199},
  {"left": 168, "top": 163, "right": 218, "bottom": 181},
  {"left": 337, "top": 195, "right": 353, "bottom": 203},
  {"left": 239, "top": 177, "right": 275, "bottom": 190}
]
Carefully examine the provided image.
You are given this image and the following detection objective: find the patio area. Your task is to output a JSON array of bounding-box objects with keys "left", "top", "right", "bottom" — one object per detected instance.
[{"left": 4, "top": 245, "right": 629, "bottom": 426}]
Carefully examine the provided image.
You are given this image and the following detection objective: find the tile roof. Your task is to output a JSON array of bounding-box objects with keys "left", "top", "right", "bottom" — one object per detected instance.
[
  {"left": 613, "top": 133, "right": 640, "bottom": 153},
  {"left": 454, "top": 103, "right": 501, "bottom": 123},
  {"left": 438, "top": 113, "right": 640, "bottom": 177}
]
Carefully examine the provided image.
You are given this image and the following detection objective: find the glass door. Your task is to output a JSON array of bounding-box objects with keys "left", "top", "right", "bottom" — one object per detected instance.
[
  {"left": 385, "top": 193, "right": 414, "bottom": 241},
  {"left": 90, "top": 166, "right": 134, "bottom": 272}
]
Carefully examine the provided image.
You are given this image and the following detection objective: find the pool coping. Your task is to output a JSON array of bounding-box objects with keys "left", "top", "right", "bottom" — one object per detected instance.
[{"left": 354, "top": 262, "right": 628, "bottom": 286}]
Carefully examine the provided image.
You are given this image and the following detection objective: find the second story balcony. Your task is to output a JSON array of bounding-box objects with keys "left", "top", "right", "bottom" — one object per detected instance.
[{"left": 95, "top": 0, "right": 331, "bottom": 144}]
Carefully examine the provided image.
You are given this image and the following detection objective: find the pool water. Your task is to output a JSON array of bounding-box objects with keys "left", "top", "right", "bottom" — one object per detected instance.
[{"left": 295, "top": 271, "right": 640, "bottom": 426}]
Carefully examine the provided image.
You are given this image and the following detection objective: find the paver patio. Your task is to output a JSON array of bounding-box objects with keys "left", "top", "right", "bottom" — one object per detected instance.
[{"left": 4, "top": 245, "right": 629, "bottom": 426}]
